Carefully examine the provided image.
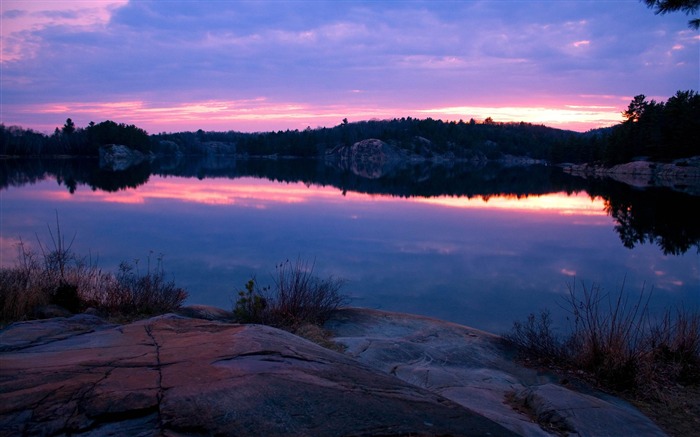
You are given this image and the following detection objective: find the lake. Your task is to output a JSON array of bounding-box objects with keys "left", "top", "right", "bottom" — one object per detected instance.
[{"left": 1, "top": 157, "right": 698, "bottom": 333}]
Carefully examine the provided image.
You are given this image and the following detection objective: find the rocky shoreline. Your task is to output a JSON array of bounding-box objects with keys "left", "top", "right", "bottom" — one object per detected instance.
[
  {"left": 560, "top": 156, "right": 700, "bottom": 196},
  {"left": 0, "top": 306, "right": 667, "bottom": 436}
]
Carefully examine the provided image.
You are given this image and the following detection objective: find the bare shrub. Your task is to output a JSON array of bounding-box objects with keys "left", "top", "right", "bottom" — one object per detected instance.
[
  {"left": 35, "top": 213, "right": 76, "bottom": 283},
  {"left": 106, "top": 257, "right": 189, "bottom": 317},
  {"left": 233, "top": 258, "right": 347, "bottom": 330},
  {"left": 506, "top": 279, "right": 700, "bottom": 394},
  {"left": 504, "top": 309, "right": 565, "bottom": 364},
  {"left": 646, "top": 308, "right": 700, "bottom": 384},
  {"left": 563, "top": 280, "right": 651, "bottom": 389}
]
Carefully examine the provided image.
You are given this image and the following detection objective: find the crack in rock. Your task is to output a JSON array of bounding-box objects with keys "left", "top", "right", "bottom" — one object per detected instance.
[{"left": 144, "top": 324, "right": 165, "bottom": 435}]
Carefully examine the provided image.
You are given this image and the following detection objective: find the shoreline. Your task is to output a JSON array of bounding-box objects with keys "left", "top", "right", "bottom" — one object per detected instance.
[{"left": 560, "top": 156, "right": 700, "bottom": 195}]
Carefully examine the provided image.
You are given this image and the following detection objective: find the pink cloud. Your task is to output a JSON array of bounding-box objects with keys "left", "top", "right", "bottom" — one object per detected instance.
[
  {"left": 1, "top": 0, "right": 128, "bottom": 61},
  {"left": 6, "top": 93, "right": 626, "bottom": 134}
]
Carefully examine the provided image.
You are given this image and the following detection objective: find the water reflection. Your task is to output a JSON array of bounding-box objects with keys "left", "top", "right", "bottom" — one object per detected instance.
[
  {"left": 602, "top": 187, "right": 700, "bottom": 255},
  {"left": 2, "top": 156, "right": 699, "bottom": 255},
  {"left": 2, "top": 162, "right": 698, "bottom": 333}
]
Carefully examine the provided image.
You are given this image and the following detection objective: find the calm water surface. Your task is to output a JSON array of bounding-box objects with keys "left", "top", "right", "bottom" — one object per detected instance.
[{"left": 1, "top": 166, "right": 698, "bottom": 333}]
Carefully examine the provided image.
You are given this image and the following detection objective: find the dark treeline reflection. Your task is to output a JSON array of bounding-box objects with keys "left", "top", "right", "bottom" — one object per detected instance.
[
  {"left": 2, "top": 156, "right": 699, "bottom": 255},
  {"left": 588, "top": 181, "right": 700, "bottom": 255}
]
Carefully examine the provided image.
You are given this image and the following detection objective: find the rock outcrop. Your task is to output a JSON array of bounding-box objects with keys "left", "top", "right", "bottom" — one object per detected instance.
[
  {"left": 0, "top": 307, "right": 667, "bottom": 436},
  {"left": 327, "top": 139, "right": 404, "bottom": 179},
  {"left": 561, "top": 157, "right": 700, "bottom": 195},
  {"left": 98, "top": 144, "right": 149, "bottom": 171},
  {"left": 326, "top": 308, "right": 667, "bottom": 437},
  {"left": 0, "top": 313, "right": 516, "bottom": 436}
]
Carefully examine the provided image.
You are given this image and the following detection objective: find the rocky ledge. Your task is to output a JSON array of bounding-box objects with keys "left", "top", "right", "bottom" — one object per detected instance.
[
  {"left": 561, "top": 156, "right": 700, "bottom": 195},
  {"left": 0, "top": 307, "right": 666, "bottom": 436},
  {"left": 326, "top": 139, "right": 405, "bottom": 179},
  {"left": 98, "top": 144, "right": 150, "bottom": 171}
]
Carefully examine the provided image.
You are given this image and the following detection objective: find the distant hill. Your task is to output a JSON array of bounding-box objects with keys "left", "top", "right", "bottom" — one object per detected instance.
[{"left": 2, "top": 90, "right": 697, "bottom": 165}]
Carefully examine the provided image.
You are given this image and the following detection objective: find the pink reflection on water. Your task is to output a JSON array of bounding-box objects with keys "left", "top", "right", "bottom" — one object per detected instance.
[
  {"left": 9, "top": 176, "right": 609, "bottom": 218},
  {"left": 53, "top": 177, "right": 347, "bottom": 206}
]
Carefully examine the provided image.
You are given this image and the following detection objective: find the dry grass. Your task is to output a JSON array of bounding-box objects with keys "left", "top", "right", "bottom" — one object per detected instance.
[
  {"left": 505, "top": 280, "right": 700, "bottom": 394},
  {"left": 0, "top": 222, "right": 187, "bottom": 326},
  {"left": 562, "top": 280, "right": 652, "bottom": 389},
  {"left": 505, "top": 280, "right": 700, "bottom": 436}
]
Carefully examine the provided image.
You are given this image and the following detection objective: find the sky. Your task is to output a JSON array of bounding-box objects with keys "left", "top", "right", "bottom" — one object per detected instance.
[{"left": 1, "top": 0, "right": 698, "bottom": 134}]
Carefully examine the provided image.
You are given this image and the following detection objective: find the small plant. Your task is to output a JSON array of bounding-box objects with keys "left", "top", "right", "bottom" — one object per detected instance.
[
  {"left": 233, "top": 258, "right": 347, "bottom": 330},
  {"left": 233, "top": 278, "right": 268, "bottom": 323}
]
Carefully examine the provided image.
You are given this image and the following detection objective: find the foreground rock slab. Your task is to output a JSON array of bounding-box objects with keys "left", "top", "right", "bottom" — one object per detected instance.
[
  {"left": 327, "top": 308, "right": 667, "bottom": 437},
  {"left": 1, "top": 313, "right": 517, "bottom": 436}
]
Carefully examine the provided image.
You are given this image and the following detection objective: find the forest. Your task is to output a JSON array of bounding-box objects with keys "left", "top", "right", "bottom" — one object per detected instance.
[{"left": 1, "top": 90, "right": 698, "bottom": 166}]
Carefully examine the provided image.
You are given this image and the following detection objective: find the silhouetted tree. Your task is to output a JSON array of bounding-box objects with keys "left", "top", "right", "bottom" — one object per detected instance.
[
  {"left": 86, "top": 120, "right": 150, "bottom": 152},
  {"left": 606, "top": 90, "right": 699, "bottom": 163},
  {"left": 62, "top": 118, "right": 76, "bottom": 135},
  {"left": 622, "top": 94, "right": 649, "bottom": 122},
  {"left": 643, "top": 0, "right": 700, "bottom": 29}
]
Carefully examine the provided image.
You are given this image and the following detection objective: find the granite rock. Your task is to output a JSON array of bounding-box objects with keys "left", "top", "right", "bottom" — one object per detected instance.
[
  {"left": 1, "top": 313, "right": 517, "bottom": 436},
  {"left": 326, "top": 308, "right": 667, "bottom": 437}
]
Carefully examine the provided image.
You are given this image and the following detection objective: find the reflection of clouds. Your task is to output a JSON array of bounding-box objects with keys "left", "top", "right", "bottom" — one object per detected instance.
[
  {"left": 31, "top": 177, "right": 345, "bottom": 206},
  {"left": 9, "top": 177, "right": 615, "bottom": 220},
  {"left": 3, "top": 175, "right": 698, "bottom": 332},
  {"left": 395, "top": 242, "right": 459, "bottom": 255},
  {"left": 0, "top": 236, "right": 23, "bottom": 267},
  {"left": 413, "top": 192, "right": 607, "bottom": 216},
  {"left": 653, "top": 269, "right": 686, "bottom": 289},
  {"left": 654, "top": 276, "right": 686, "bottom": 291}
]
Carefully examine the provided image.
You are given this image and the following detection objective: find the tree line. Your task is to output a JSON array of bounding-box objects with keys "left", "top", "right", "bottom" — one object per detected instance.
[
  {"left": 606, "top": 90, "right": 699, "bottom": 163},
  {"left": 1, "top": 120, "right": 149, "bottom": 156},
  {"left": 1, "top": 90, "right": 697, "bottom": 165}
]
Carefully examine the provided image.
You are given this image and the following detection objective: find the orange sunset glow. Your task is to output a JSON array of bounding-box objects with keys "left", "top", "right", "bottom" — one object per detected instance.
[
  {"left": 414, "top": 192, "right": 607, "bottom": 216},
  {"left": 28, "top": 176, "right": 609, "bottom": 217},
  {"left": 12, "top": 98, "right": 625, "bottom": 134}
]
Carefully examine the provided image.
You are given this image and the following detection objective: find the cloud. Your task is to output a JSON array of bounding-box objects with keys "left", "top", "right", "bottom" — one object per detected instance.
[
  {"left": 0, "top": 0, "right": 128, "bottom": 61},
  {"left": 418, "top": 103, "right": 622, "bottom": 131},
  {"left": 1, "top": 0, "right": 697, "bottom": 134}
]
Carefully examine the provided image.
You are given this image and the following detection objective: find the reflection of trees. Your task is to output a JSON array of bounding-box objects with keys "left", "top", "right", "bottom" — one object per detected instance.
[
  {"left": 86, "top": 162, "right": 152, "bottom": 192},
  {"left": 598, "top": 183, "right": 700, "bottom": 255},
  {"left": 0, "top": 158, "right": 150, "bottom": 193},
  {"left": 2, "top": 157, "right": 699, "bottom": 255}
]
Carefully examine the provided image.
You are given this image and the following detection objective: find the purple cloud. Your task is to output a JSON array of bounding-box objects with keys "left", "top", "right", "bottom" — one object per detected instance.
[{"left": 1, "top": 0, "right": 697, "bottom": 133}]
